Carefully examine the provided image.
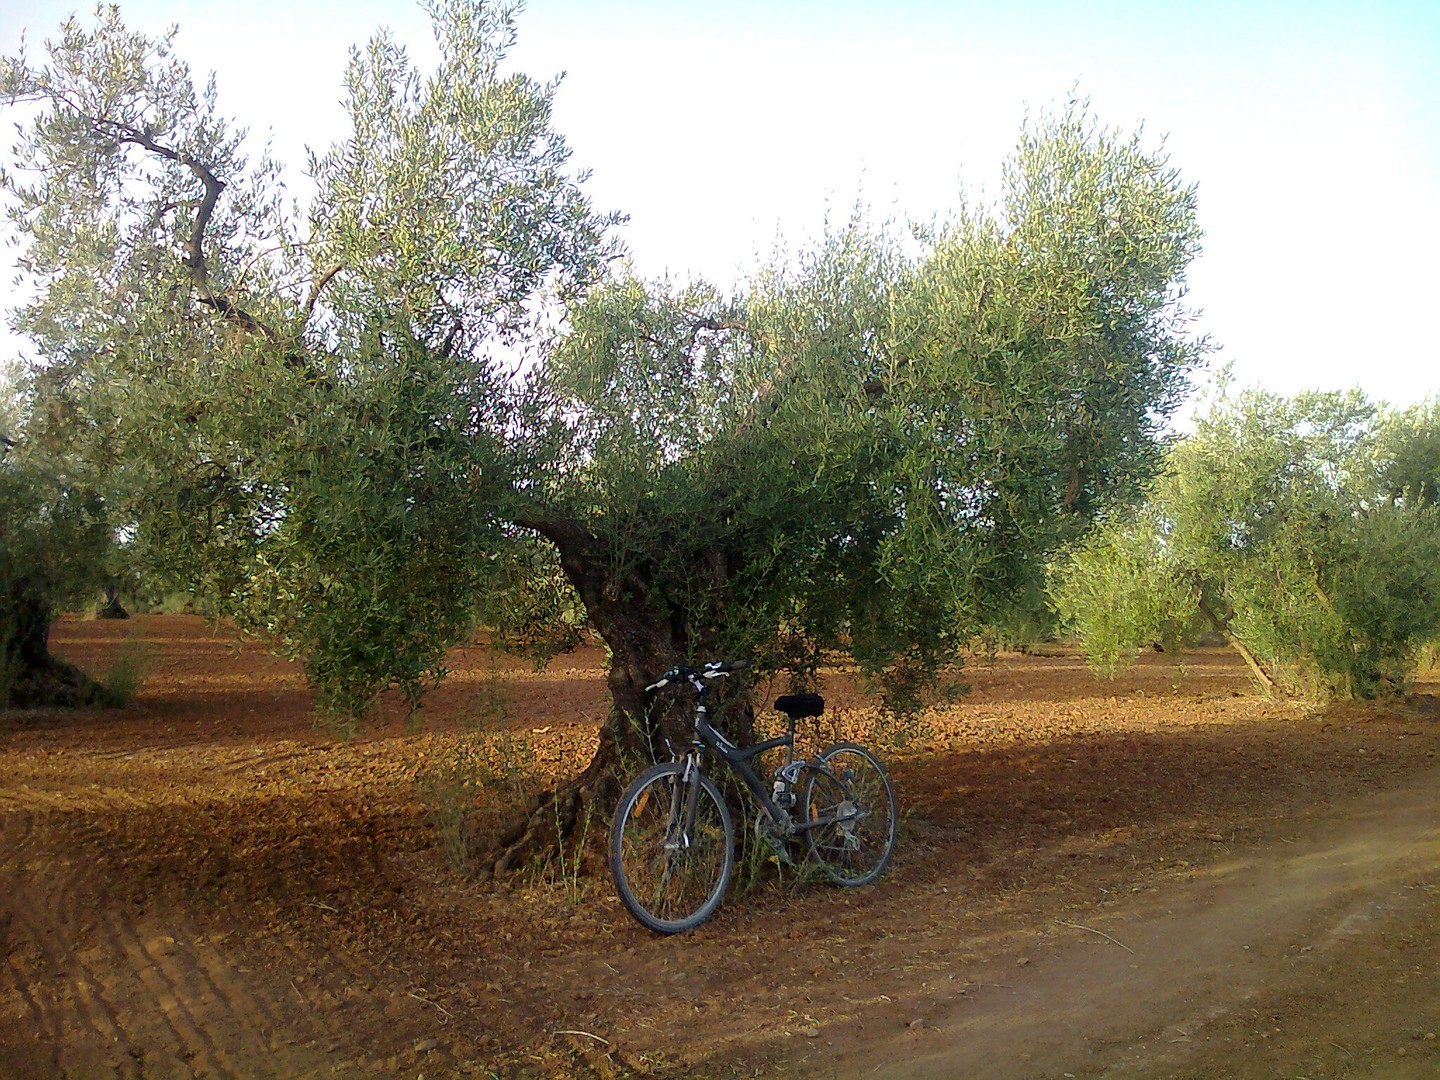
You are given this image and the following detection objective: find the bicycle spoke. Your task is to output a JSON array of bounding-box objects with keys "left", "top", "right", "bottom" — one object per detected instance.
[
  {"left": 611, "top": 763, "right": 734, "bottom": 933},
  {"left": 803, "top": 744, "right": 897, "bottom": 887}
]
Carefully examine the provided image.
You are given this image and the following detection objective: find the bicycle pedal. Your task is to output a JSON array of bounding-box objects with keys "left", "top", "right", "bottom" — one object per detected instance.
[{"left": 758, "top": 828, "right": 794, "bottom": 864}]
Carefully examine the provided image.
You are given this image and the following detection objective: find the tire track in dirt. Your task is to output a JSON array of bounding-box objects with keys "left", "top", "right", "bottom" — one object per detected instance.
[
  {"left": 105, "top": 909, "right": 244, "bottom": 1076},
  {"left": 0, "top": 807, "right": 106, "bottom": 1078},
  {"left": 216, "top": 745, "right": 314, "bottom": 775},
  {"left": 0, "top": 939, "right": 64, "bottom": 1077},
  {"left": 83, "top": 745, "right": 172, "bottom": 761},
  {"left": 0, "top": 786, "right": 351, "bottom": 1078}
]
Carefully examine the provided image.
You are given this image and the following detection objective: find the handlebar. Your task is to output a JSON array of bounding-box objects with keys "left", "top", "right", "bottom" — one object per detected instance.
[{"left": 645, "top": 659, "right": 749, "bottom": 693}]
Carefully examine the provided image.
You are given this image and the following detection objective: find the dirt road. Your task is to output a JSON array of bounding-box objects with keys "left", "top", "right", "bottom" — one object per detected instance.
[
  {"left": 2, "top": 616, "right": 1438, "bottom": 1078},
  {"left": 822, "top": 765, "right": 1440, "bottom": 1079}
]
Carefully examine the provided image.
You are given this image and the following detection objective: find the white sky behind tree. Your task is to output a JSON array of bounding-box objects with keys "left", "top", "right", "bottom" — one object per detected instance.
[{"left": 2, "top": 0, "right": 1437, "bottom": 411}]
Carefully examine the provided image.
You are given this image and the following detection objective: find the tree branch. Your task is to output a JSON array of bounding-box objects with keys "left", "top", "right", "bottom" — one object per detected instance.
[
  {"left": 512, "top": 510, "right": 598, "bottom": 562},
  {"left": 195, "top": 294, "right": 283, "bottom": 343},
  {"left": 684, "top": 313, "right": 759, "bottom": 353},
  {"left": 439, "top": 319, "right": 464, "bottom": 359},
  {"left": 1195, "top": 593, "right": 1278, "bottom": 696},
  {"left": 303, "top": 264, "right": 343, "bottom": 325},
  {"left": 512, "top": 506, "right": 660, "bottom": 637},
  {"left": 84, "top": 113, "right": 286, "bottom": 346}
]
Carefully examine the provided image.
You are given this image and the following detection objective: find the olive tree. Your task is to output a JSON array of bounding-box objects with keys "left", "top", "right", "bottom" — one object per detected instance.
[
  {"left": 4, "top": 3, "right": 1207, "bottom": 867},
  {"left": 1, "top": 1, "right": 617, "bottom": 719},
  {"left": 0, "top": 380, "right": 113, "bottom": 706},
  {"left": 1374, "top": 397, "right": 1440, "bottom": 510},
  {"left": 1050, "top": 389, "right": 1440, "bottom": 699}
]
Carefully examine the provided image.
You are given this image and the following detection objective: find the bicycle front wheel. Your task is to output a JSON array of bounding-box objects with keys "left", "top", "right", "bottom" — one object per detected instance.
[
  {"left": 803, "top": 743, "right": 897, "bottom": 887},
  {"left": 611, "top": 761, "right": 734, "bottom": 934}
]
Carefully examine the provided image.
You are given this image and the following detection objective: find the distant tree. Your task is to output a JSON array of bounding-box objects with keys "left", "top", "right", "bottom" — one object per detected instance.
[
  {"left": 3, "top": 3, "right": 1206, "bottom": 866},
  {"left": 1050, "top": 389, "right": 1440, "bottom": 699},
  {"left": 0, "top": 380, "right": 113, "bottom": 705},
  {"left": 1373, "top": 397, "right": 1440, "bottom": 510}
]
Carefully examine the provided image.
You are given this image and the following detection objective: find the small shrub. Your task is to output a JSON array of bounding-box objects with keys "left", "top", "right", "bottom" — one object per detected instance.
[
  {"left": 417, "top": 737, "right": 487, "bottom": 872},
  {"left": 100, "top": 636, "right": 150, "bottom": 706},
  {"left": 417, "top": 728, "right": 540, "bottom": 874}
]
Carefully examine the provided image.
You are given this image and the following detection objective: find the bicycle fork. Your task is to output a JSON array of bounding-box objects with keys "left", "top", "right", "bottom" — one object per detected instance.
[{"left": 664, "top": 753, "right": 704, "bottom": 852}]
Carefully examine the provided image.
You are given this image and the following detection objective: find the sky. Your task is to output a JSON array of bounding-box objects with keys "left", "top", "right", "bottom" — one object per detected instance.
[{"left": 2, "top": 0, "right": 1437, "bottom": 412}]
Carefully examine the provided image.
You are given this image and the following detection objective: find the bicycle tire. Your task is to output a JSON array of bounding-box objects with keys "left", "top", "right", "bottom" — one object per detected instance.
[
  {"left": 802, "top": 742, "right": 897, "bottom": 886},
  {"left": 611, "top": 761, "right": 734, "bottom": 934}
]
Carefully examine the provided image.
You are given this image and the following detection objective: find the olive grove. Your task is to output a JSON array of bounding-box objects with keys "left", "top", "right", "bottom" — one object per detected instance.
[
  {"left": 1050, "top": 389, "right": 1440, "bottom": 699},
  {"left": 2, "top": 2, "right": 1208, "bottom": 865}
]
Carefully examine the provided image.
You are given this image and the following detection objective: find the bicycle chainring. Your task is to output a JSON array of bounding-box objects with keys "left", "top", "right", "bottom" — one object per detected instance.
[{"left": 753, "top": 812, "right": 794, "bottom": 864}]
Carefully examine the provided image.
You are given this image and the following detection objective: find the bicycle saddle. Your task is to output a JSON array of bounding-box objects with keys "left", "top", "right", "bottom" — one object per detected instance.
[{"left": 773, "top": 693, "right": 824, "bottom": 719}]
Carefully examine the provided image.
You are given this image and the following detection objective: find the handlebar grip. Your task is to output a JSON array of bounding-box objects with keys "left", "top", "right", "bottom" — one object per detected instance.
[
  {"left": 702, "top": 659, "right": 749, "bottom": 677},
  {"left": 645, "top": 660, "right": 749, "bottom": 691}
]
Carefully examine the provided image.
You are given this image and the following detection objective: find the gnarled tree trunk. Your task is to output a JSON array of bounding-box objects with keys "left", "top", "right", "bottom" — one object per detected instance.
[
  {"left": 1196, "top": 594, "right": 1279, "bottom": 698},
  {"left": 97, "top": 582, "right": 130, "bottom": 620},
  {"left": 3, "top": 583, "right": 108, "bottom": 709},
  {"left": 483, "top": 515, "right": 755, "bottom": 877}
]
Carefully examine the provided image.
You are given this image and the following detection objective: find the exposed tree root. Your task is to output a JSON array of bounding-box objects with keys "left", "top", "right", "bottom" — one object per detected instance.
[
  {"left": 479, "top": 693, "right": 760, "bottom": 879},
  {"left": 481, "top": 730, "right": 626, "bottom": 880},
  {"left": 97, "top": 595, "right": 130, "bottom": 619},
  {"left": 5, "top": 657, "right": 111, "bottom": 710}
]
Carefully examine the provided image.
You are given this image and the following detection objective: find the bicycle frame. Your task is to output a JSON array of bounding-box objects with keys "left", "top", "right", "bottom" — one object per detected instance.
[{"left": 687, "top": 696, "right": 855, "bottom": 835}]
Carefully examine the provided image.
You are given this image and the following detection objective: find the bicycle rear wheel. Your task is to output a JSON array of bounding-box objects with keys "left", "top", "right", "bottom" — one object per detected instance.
[
  {"left": 802, "top": 743, "right": 897, "bottom": 886},
  {"left": 611, "top": 761, "right": 734, "bottom": 934}
]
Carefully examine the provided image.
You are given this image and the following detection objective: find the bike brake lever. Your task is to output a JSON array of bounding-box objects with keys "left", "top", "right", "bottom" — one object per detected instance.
[
  {"left": 701, "top": 660, "right": 749, "bottom": 679},
  {"left": 646, "top": 666, "right": 685, "bottom": 693}
]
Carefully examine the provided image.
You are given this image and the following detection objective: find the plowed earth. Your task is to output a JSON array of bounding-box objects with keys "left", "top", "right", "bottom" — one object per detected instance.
[{"left": 2, "top": 615, "right": 1438, "bottom": 1079}]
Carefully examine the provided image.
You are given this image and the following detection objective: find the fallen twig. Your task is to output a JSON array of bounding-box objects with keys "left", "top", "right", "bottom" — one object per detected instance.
[
  {"left": 554, "top": 1029, "right": 610, "bottom": 1046},
  {"left": 408, "top": 990, "right": 453, "bottom": 1021},
  {"left": 1054, "top": 918, "right": 1135, "bottom": 954}
]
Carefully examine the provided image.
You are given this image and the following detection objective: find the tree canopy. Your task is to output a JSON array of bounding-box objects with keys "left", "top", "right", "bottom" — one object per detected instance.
[
  {"left": 3, "top": 1, "right": 1209, "bottom": 859},
  {"left": 2, "top": 0, "right": 620, "bottom": 715},
  {"left": 1050, "top": 388, "right": 1440, "bottom": 699}
]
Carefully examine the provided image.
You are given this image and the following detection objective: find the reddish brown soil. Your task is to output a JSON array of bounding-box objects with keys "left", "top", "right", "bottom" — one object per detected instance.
[{"left": 2, "top": 615, "right": 1438, "bottom": 1078}]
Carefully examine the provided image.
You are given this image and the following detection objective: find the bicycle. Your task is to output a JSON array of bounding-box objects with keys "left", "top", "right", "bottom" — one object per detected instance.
[{"left": 609, "top": 659, "right": 898, "bottom": 934}]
